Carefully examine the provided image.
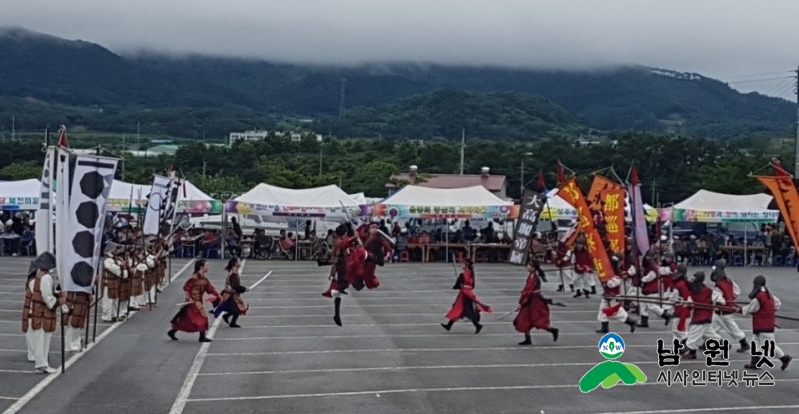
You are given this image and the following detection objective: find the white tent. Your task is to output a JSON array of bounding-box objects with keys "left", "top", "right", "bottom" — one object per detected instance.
[
  {"left": 0, "top": 179, "right": 41, "bottom": 210},
  {"left": 670, "top": 190, "right": 779, "bottom": 223},
  {"left": 226, "top": 183, "right": 363, "bottom": 220},
  {"left": 349, "top": 192, "right": 383, "bottom": 205},
  {"left": 374, "top": 185, "right": 514, "bottom": 219}
]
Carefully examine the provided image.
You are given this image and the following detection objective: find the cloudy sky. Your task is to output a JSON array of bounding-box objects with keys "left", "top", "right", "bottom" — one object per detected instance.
[{"left": 3, "top": 0, "right": 798, "bottom": 98}]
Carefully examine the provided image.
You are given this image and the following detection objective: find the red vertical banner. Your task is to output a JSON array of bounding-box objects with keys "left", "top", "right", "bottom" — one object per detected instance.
[
  {"left": 557, "top": 178, "right": 614, "bottom": 282},
  {"left": 587, "top": 175, "right": 623, "bottom": 211},
  {"left": 601, "top": 189, "right": 625, "bottom": 254}
]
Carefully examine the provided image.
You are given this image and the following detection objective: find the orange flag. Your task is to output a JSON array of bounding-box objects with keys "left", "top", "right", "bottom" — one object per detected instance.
[
  {"left": 557, "top": 178, "right": 614, "bottom": 282},
  {"left": 601, "top": 189, "right": 626, "bottom": 254},
  {"left": 587, "top": 175, "right": 623, "bottom": 211},
  {"left": 756, "top": 175, "right": 799, "bottom": 249}
]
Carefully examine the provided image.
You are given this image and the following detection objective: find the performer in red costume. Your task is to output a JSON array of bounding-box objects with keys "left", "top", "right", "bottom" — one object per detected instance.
[
  {"left": 596, "top": 254, "right": 637, "bottom": 333},
  {"left": 321, "top": 224, "right": 362, "bottom": 326},
  {"left": 359, "top": 223, "right": 393, "bottom": 289},
  {"left": 514, "top": 260, "right": 560, "bottom": 345},
  {"left": 168, "top": 260, "right": 220, "bottom": 342},
  {"left": 573, "top": 242, "right": 596, "bottom": 298},
  {"left": 669, "top": 264, "right": 691, "bottom": 347},
  {"left": 739, "top": 275, "right": 792, "bottom": 370},
  {"left": 442, "top": 259, "right": 492, "bottom": 333}
]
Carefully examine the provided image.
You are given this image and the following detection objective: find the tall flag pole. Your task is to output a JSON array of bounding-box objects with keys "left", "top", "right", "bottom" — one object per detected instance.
[{"left": 629, "top": 166, "right": 650, "bottom": 262}]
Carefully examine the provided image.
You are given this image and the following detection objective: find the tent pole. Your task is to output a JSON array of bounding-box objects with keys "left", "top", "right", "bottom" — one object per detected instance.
[
  {"left": 295, "top": 218, "right": 299, "bottom": 261},
  {"left": 744, "top": 225, "right": 748, "bottom": 267},
  {"left": 445, "top": 218, "right": 449, "bottom": 263}
]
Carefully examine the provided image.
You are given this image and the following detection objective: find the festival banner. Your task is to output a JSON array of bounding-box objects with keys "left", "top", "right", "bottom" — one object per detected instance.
[
  {"left": 756, "top": 175, "right": 799, "bottom": 249},
  {"left": 508, "top": 189, "right": 547, "bottom": 266},
  {"left": 557, "top": 178, "right": 614, "bottom": 281},
  {"left": 370, "top": 203, "right": 519, "bottom": 220},
  {"left": 35, "top": 147, "right": 56, "bottom": 255},
  {"left": 670, "top": 208, "right": 778, "bottom": 223},
  {"left": 587, "top": 175, "right": 623, "bottom": 211},
  {"left": 601, "top": 188, "right": 626, "bottom": 254},
  {"left": 143, "top": 175, "right": 171, "bottom": 235}
]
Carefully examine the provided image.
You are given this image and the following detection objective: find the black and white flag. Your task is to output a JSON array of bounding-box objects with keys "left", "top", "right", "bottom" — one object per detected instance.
[{"left": 508, "top": 189, "right": 546, "bottom": 266}]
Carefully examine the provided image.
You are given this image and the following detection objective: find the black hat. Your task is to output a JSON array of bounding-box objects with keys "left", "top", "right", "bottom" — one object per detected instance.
[
  {"left": 673, "top": 264, "right": 688, "bottom": 280},
  {"left": 753, "top": 275, "right": 766, "bottom": 287},
  {"left": 28, "top": 251, "right": 56, "bottom": 277},
  {"left": 692, "top": 271, "right": 705, "bottom": 284}
]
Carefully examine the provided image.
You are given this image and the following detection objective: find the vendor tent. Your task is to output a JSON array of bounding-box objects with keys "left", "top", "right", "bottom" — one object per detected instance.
[
  {"left": 373, "top": 185, "right": 516, "bottom": 219},
  {"left": 670, "top": 190, "right": 778, "bottom": 223},
  {"left": 349, "top": 192, "right": 383, "bottom": 205},
  {"left": 225, "top": 183, "right": 363, "bottom": 220},
  {"left": 0, "top": 179, "right": 41, "bottom": 210}
]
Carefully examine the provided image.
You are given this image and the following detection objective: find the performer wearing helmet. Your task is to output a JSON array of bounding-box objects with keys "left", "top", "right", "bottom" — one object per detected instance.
[
  {"left": 682, "top": 271, "right": 725, "bottom": 360},
  {"left": 709, "top": 260, "right": 749, "bottom": 353},
  {"left": 637, "top": 256, "right": 672, "bottom": 328},
  {"left": 514, "top": 260, "right": 559, "bottom": 344},
  {"left": 22, "top": 252, "right": 62, "bottom": 373},
  {"left": 738, "top": 275, "right": 792, "bottom": 370},
  {"left": 596, "top": 254, "right": 637, "bottom": 333},
  {"left": 442, "top": 259, "right": 492, "bottom": 334}
]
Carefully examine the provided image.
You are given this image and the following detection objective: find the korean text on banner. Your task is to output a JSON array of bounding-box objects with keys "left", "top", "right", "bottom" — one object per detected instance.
[{"left": 557, "top": 178, "right": 614, "bottom": 281}]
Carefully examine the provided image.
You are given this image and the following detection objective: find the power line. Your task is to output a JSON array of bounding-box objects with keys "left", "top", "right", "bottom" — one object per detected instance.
[
  {"left": 724, "top": 70, "right": 794, "bottom": 80},
  {"left": 727, "top": 75, "right": 793, "bottom": 85}
]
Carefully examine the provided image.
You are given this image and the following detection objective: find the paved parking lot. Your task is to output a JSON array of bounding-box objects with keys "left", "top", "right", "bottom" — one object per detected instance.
[{"left": 2, "top": 258, "right": 799, "bottom": 413}]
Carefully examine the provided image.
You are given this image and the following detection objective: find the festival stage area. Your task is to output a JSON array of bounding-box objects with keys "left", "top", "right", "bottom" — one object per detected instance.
[{"left": 1, "top": 258, "right": 799, "bottom": 414}]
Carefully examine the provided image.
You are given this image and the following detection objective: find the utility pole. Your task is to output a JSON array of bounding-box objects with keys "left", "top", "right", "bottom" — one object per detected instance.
[
  {"left": 339, "top": 78, "right": 346, "bottom": 119},
  {"left": 202, "top": 161, "right": 207, "bottom": 178},
  {"left": 459, "top": 129, "right": 465, "bottom": 175},
  {"left": 651, "top": 178, "right": 656, "bottom": 206},
  {"left": 11, "top": 116, "right": 15, "bottom": 140},
  {"left": 319, "top": 144, "right": 323, "bottom": 176},
  {"left": 794, "top": 66, "right": 799, "bottom": 177},
  {"left": 520, "top": 158, "right": 525, "bottom": 197},
  {"left": 137, "top": 121, "right": 140, "bottom": 151}
]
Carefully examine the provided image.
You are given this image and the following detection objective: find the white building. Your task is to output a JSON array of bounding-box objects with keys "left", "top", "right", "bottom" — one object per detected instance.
[{"left": 229, "top": 130, "right": 323, "bottom": 145}]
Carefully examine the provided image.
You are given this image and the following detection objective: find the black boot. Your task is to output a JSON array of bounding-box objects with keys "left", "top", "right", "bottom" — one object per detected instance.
[
  {"left": 229, "top": 314, "right": 241, "bottom": 328},
  {"left": 573, "top": 290, "right": 582, "bottom": 298},
  {"left": 583, "top": 289, "right": 591, "bottom": 299},
  {"left": 199, "top": 331, "right": 211, "bottom": 343},
  {"left": 780, "top": 355, "right": 792, "bottom": 371},
  {"left": 557, "top": 284, "right": 564, "bottom": 292},
  {"left": 661, "top": 311, "right": 672, "bottom": 326},
  {"left": 744, "top": 356, "right": 759, "bottom": 370},
  {"left": 637, "top": 316, "right": 649, "bottom": 328},
  {"left": 548, "top": 327, "right": 559, "bottom": 342},
  {"left": 222, "top": 313, "right": 230, "bottom": 325},
  {"left": 624, "top": 317, "right": 637, "bottom": 333},
  {"left": 474, "top": 320, "right": 483, "bottom": 334},
  {"left": 519, "top": 333, "right": 532, "bottom": 345},
  {"left": 596, "top": 322, "right": 609, "bottom": 334},
  {"left": 591, "top": 286, "right": 597, "bottom": 295},
  {"left": 737, "top": 338, "right": 750, "bottom": 353},
  {"left": 569, "top": 284, "right": 574, "bottom": 292},
  {"left": 333, "top": 298, "right": 342, "bottom": 326},
  {"left": 441, "top": 320, "right": 454, "bottom": 332},
  {"left": 167, "top": 329, "right": 177, "bottom": 341}
]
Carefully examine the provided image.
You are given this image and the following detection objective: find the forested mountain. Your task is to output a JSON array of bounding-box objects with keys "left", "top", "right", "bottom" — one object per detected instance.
[{"left": 0, "top": 27, "right": 794, "bottom": 139}]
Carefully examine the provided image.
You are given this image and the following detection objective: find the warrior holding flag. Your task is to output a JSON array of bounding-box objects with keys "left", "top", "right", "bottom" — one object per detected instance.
[
  {"left": 597, "top": 254, "right": 638, "bottom": 334},
  {"left": 514, "top": 260, "right": 559, "bottom": 344},
  {"left": 215, "top": 257, "right": 249, "bottom": 328}
]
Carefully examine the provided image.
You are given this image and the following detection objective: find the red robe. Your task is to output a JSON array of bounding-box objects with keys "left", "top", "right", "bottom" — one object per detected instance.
[
  {"left": 171, "top": 273, "right": 220, "bottom": 332},
  {"left": 445, "top": 269, "right": 492, "bottom": 320},
  {"left": 359, "top": 234, "right": 392, "bottom": 289},
  {"left": 513, "top": 272, "right": 551, "bottom": 332}
]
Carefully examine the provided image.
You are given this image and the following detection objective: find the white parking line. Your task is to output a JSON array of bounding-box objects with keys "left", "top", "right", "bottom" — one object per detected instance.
[
  {"left": 168, "top": 259, "right": 246, "bottom": 414},
  {"left": 185, "top": 379, "right": 799, "bottom": 402},
  {"left": 2, "top": 259, "right": 196, "bottom": 414}
]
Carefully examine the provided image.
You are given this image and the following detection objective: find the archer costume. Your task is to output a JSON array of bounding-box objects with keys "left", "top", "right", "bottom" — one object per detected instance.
[
  {"left": 442, "top": 263, "right": 492, "bottom": 333},
  {"left": 22, "top": 252, "right": 59, "bottom": 373},
  {"left": 169, "top": 272, "right": 220, "bottom": 342},
  {"left": 514, "top": 265, "right": 559, "bottom": 345},
  {"left": 739, "top": 275, "right": 792, "bottom": 370},
  {"left": 216, "top": 271, "right": 248, "bottom": 327}
]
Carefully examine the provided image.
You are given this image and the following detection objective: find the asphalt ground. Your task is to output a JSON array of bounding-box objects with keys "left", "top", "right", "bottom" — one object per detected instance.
[{"left": 1, "top": 257, "right": 798, "bottom": 414}]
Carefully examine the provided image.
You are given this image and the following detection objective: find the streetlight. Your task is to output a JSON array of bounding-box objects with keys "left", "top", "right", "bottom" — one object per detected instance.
[{"left": 520, "top": 152, "right": 533, "bottom": 196}]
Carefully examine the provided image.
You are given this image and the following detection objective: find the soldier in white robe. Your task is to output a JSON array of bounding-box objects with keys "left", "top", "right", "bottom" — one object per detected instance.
[{"left": 22, "top": 253, "right": 62, "bottom": 374}]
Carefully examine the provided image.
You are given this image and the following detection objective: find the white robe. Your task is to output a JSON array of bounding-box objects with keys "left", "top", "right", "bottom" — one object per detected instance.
[
  {"left": 712, "top": 280, "right": 745, "bottom": 342},
  {"left": 598, "top": 276, "right": 629, "bottom": 322},
  {"left": 26, "top": 273, "right": 58, "bottom": 370},
  {"left": 102, "top": 256, "right": 123, "bottom": 321}
]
